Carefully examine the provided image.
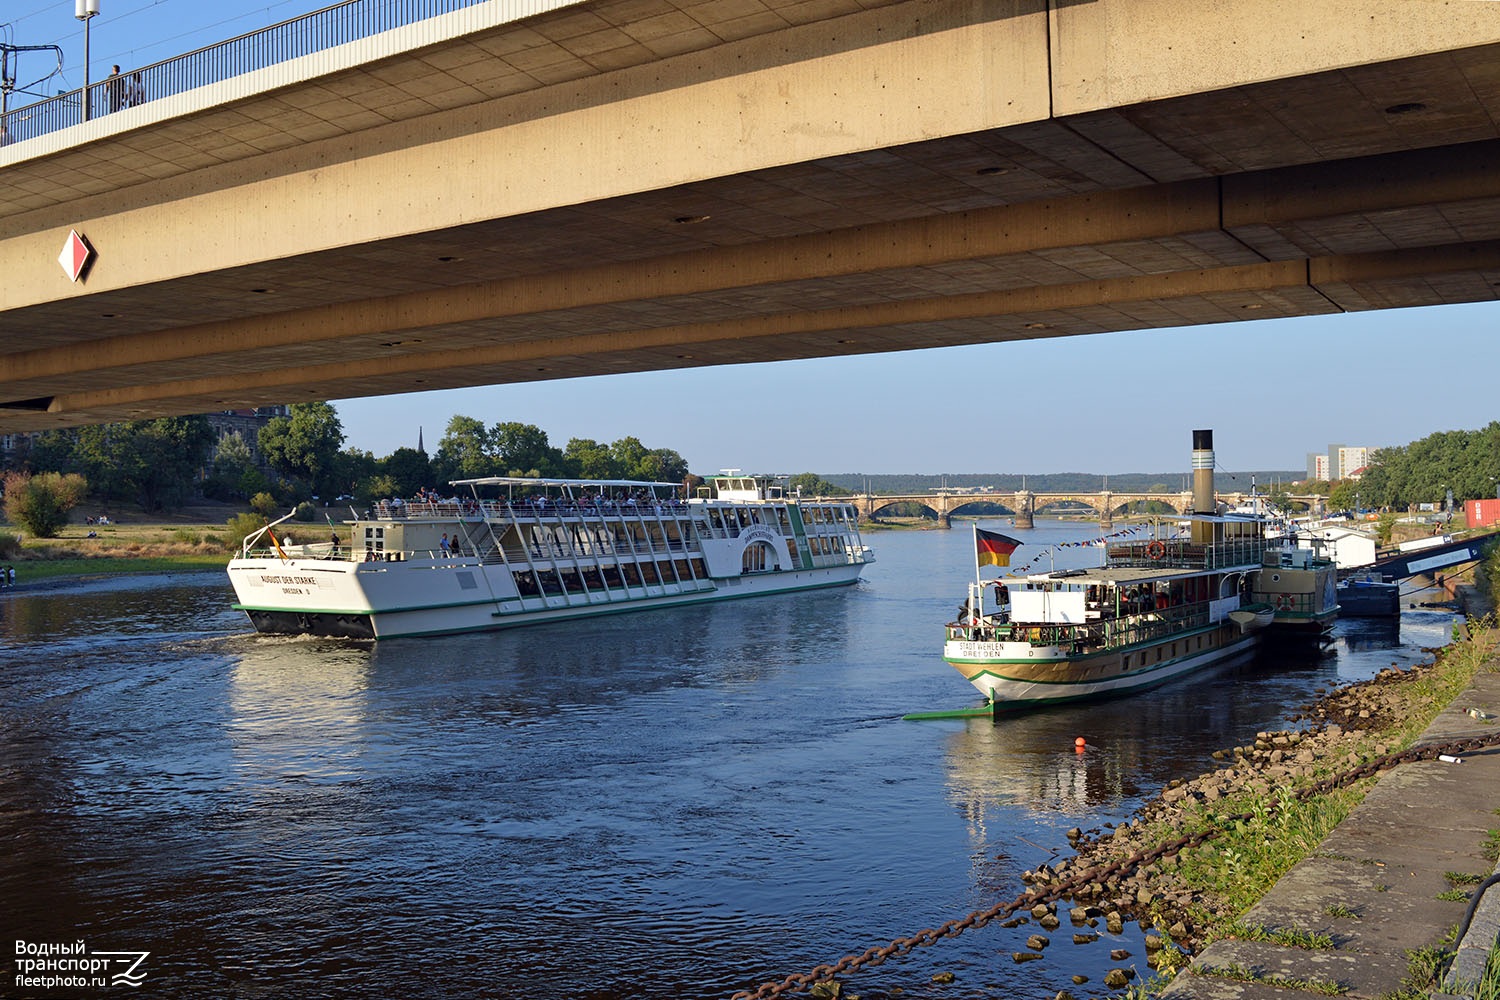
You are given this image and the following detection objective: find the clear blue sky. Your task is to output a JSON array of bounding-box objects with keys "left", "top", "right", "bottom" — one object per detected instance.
[
  {"left": 330, "top": 305, "right": 1499, "bottom": 476},
  {"left": 8, "top": 2, "right": 1497, "bottom": 476}
]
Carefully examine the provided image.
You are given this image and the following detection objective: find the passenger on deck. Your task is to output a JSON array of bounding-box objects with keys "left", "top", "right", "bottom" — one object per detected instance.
[{"left": 440, "top": 533, "right": 450, "bottom": 556}]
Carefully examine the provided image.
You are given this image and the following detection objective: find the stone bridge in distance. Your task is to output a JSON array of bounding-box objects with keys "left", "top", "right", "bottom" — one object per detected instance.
[{"left": 849, "top": 491, "right": 1326, "bottom": 529}]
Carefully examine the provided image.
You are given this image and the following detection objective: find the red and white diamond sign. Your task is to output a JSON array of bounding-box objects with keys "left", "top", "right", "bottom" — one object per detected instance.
[{"left": 58, "top": 229, "right": 94, "bottom": 282}]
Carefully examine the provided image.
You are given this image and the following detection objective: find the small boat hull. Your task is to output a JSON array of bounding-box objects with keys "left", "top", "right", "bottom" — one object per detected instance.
[
  {"left": 1227, "top": 603, "right": 1275, "bottom": 633},
  {"left": 1336, "top": 580, "right": 1400, "bottom": 618}
]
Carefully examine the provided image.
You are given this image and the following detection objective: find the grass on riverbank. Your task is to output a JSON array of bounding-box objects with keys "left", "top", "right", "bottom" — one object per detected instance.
[
  {"left": 12, "top": 553, "right": 231, "bottom": 583},
  {"left": 1115, "top": 617, "right": 1500, "bottom": 984},
  {"left": 0, "top": 521, "right": 241, "bottom": 583}
]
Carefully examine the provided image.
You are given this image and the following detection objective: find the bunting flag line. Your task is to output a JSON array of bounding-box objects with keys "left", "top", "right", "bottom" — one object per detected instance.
[
  {"left": 992, "top": 524, "right": 1162, "bottom": 574},
  {"left": 975, "top": 527, "right": 1022, "bottom": 568}
]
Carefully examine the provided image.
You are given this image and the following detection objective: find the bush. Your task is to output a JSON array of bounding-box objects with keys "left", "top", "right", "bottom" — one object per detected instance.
[
  {"left": 170, "top": 528, "right": 208, "bottom": 547},
  {"left": 0, "top": 531, "right": 21, "bottom": 559},
  {"left": 293, "top": 501, "right": 317, "bottom": 523},
  {"left": 249, "top": 492, "right": 279, "bottom": 518},
  {"left": 2, "top": 471, "right": 88, "bottom": 538},
  {"left": 1376, "top": 511, "right": 1398, "bottom": 546},
  {"left": 224, "top": 512, "right": 270, "bottom": 553}
]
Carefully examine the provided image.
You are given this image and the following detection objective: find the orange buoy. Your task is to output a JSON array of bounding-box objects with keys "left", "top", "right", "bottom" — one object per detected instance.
[{"left": 1075, "top": 736, "right": 1087, "bottom": 751}]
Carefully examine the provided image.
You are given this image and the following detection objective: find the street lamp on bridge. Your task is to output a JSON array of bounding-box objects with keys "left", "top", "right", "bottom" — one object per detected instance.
[{"left": 75, "top": 0, "right": 99, "bottom": 122}]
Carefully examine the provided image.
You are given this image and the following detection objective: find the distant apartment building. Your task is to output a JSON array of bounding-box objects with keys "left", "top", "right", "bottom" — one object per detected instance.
[
  {"left": 1332, "top": 444, "right": 1370, "bottom": 480},
  {"left": 1307, "top": 444, "right": 1370, "bottom": 481},
  {"left": 0, "top": 432, "right": 26, "bottom": 469},
  {"left": 205, "top": 406, "right": 289, "bottom": 467}
]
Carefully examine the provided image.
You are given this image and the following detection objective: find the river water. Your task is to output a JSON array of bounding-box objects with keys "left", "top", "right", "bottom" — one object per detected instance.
[{"left": 0, "top": 521, "right": 1458, "bottom": 998}]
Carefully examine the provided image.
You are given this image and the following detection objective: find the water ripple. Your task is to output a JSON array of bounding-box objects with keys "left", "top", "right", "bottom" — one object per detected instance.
[{"left": 0, "top": 544, "right": 1461, "bottom": 998}]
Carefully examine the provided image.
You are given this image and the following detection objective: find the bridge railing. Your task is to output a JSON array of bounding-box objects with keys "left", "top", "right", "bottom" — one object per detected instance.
[{"left": 1, "top": 0, "right": 491, "bottom": 147}]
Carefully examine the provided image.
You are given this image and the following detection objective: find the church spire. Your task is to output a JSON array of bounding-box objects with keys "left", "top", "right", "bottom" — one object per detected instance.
[{"left": 418, "top": 425, "right": 425, "bottom": 454}]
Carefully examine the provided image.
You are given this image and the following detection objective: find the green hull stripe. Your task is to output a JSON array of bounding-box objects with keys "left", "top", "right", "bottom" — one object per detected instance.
[
  {"left": 233, "top": 583, "right": 715, "bottom": 617},
  {"left": 950, "top": 635, "right": 1254, "bottom": 687},
  {"left": 903, "top": 707, "right": 995, "bottom": 720}
]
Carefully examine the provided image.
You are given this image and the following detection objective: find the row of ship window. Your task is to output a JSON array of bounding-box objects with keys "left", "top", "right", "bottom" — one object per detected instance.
[{"left": 512, "top": 559, "right": 711, "bottom": 596}]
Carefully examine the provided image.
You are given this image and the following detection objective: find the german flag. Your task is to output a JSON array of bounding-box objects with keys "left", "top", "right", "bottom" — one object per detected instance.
[
  {"left": 975, "top": 527, "right": 1021, "bottom": 568},
  {"left": 266, "top": 526, "right": 288, "bottom": 560}
]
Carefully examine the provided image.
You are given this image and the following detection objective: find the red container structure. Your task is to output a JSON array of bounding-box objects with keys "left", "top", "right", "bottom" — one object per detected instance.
[{"left": 1466, "top": 498, "right": 1500, "bottom": 529}]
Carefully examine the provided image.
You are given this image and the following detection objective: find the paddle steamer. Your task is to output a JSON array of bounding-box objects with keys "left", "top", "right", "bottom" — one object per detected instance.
[{"left": 940, "top": 431, "right": 1336, "bottom": 710}]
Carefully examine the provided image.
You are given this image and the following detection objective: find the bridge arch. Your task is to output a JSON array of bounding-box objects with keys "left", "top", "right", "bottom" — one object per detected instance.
[
  {"left": 946, "top": 500, "right": 1017, "bottom": 518},
  {"left": 865, "top": 499, "right": 941, "bottom": 521}
]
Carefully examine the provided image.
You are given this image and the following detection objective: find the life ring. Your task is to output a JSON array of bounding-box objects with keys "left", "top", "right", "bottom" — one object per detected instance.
[
  {"left": 1146, "top": 540, "right": 1166, "bottom": 561},
  {"left": 1276, "top": 593, "right": 1294, "bottom": 611}
]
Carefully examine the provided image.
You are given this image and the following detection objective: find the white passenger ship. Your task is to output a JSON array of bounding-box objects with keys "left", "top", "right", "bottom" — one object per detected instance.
[{"left": 228, "top": 474, "right": 874, "bottom": 639}]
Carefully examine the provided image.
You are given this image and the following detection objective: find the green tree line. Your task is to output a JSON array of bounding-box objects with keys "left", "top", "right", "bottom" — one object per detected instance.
[
  {"left": 1335, "top": 422, "right": 1500, "bottom": 511},
  {"left": 10, "top": 404, "right": 698, "bottom": 518},
  {"left": 16, "top": 407, "right": 1495, "bottom": 530}
]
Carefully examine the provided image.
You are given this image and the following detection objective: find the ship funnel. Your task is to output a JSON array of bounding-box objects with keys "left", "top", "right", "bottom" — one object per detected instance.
[{"left": 1192, "top": 429, "right": 1215, "bottom": 515}]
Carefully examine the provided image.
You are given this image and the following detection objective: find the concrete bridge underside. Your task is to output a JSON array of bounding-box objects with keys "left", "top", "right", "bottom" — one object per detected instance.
[{"left": 5, "top": 0, "right": 1500, "bottom": 431}]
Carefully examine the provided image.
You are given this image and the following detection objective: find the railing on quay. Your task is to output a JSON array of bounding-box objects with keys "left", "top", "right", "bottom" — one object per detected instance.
[{"left": 2, "top": 0, "right": 492, "bottom": 146}]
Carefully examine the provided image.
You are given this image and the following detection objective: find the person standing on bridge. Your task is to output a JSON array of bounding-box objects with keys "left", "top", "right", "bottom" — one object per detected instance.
[{"left": 106, "top": 66, "right": 126, "bottom": 113}]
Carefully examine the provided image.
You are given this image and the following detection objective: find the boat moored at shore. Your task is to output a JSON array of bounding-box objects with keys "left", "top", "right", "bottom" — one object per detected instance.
[
  {"left": 228, "top": 474, "right": 874, "bottom": 639},
  {"left": 943, "top": 519, "right": 1270, "bottom": 710},
  {"left": 1335, "top": 577, "right": 1402, "bottom": 617},
  {"left": 938, "top": 430, "right": 1336, "bottom": 712}
]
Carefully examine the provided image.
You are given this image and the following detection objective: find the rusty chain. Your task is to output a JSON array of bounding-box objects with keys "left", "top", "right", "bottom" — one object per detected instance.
[{"left": 730, "top": 734, "right": 1500, "bottom": 1000}]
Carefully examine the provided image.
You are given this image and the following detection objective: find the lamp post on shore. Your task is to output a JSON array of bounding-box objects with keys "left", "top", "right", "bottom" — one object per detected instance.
[{"left": 75, "top": 0, "right": 99, "bottom": 122}]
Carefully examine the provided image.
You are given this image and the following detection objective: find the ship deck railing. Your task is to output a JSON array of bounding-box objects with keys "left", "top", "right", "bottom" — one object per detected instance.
[
  {"left": 369, "top": 499, "right": 693, "bottom": 520},
  {"left": 1105, "top": 538, "right": 1270, "bottom": 570},
  {"left": 242, "top": 537, "right": 702, "bottom": 563},
  {"left": 948, "top": 599, "right": 1215, "bottom": 652},
  {"left": 1249, "top": 589, "right": 1325, "bottom": 615}
]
